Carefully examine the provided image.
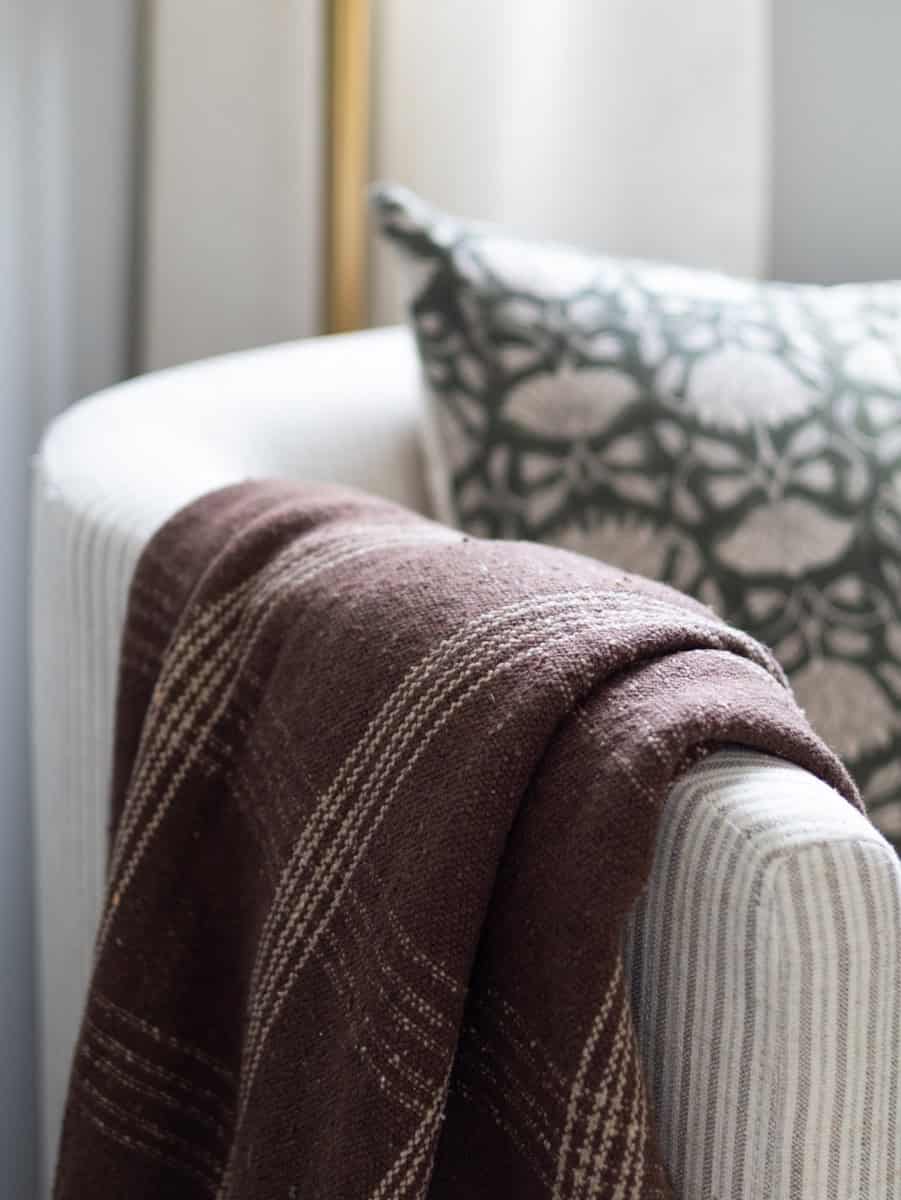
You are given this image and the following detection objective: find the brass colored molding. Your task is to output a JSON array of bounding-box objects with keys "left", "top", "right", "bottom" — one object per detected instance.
[{"left": 327, "top": 0, "right": 371, "bottom": 333}]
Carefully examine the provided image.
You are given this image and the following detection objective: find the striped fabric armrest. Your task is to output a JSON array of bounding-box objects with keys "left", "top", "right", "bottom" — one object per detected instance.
[{"left": 624, "top": 747, "right": 901, "bottom": 1199}]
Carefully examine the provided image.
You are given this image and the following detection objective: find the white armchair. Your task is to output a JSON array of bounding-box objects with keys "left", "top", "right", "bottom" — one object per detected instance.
[{"left": 32, "top": 327, "right": 901, "bottom": 1197}]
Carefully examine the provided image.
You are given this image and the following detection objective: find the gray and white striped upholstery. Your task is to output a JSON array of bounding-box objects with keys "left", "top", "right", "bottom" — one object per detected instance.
[
  {"left": 32, "top": 327, "right": 901, "bottom": 1196},
  {"left": 625, "top": 748, "right": 901, "bottom": 1197}
]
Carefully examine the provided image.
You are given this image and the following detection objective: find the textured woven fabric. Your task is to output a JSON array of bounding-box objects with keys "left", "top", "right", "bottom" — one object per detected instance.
[
  {"left": 54, "top": 481, "right": 858, "bottom": 1199},
  {"left": 624, "top": 749, "right": 901, "bottom": 1197},
  {"left": 31, "top": 327, "right": 429, "bottom": 1187}
]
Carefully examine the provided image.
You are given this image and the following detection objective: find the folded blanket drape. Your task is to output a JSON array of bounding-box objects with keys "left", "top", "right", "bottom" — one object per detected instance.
[{"left": 54, "top": 481, "right": 859, "bottom": 1200}]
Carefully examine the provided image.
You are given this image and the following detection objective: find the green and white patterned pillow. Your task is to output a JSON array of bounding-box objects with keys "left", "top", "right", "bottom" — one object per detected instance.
[{"left": 372, "top": 184, "right": 901, "bottom": 848}]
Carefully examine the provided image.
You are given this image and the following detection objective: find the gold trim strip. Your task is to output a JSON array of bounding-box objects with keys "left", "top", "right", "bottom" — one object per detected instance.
[{"left": 327, "top": 0, "right": 371, "bottom": 333}]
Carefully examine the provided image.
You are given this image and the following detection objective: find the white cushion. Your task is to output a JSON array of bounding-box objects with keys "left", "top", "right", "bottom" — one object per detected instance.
[{"left": 31, "top": 326, "right": 901, "bottom": 1197}]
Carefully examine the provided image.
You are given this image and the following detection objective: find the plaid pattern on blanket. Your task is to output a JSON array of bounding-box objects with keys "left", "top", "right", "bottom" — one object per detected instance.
[{"left": 55, "top": 481, "right": 857, "bottom": 1199}]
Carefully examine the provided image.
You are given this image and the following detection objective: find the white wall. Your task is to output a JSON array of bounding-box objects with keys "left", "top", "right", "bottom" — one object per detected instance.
[
  {"left": 24, "top": 0, "right": 140, "bottom": 426},
  {"left": 141, "top": 0, "right": 325, "bottom": 371},
  {"left": 371, "top": 0, "right": 770, "bottom": 323},
  {"left": 771, "top": 0, "right": 901, "bottom": 283},
  {"left": 372, "top": 0, "right": 901, "bottom": 304}
]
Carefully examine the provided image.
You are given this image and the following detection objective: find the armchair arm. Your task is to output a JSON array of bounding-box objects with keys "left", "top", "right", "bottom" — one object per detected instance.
[{"left": 624, "top": 747, "right": 901, "bottom": 1197}]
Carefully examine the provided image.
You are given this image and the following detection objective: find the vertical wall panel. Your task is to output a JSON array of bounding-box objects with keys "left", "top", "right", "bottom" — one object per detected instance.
[
  {"left": 141, "top": 0, "right": 325, "bottom": 371},
  {"left": 1, "top": 5, "right": 37, "bottom": 1191},
  {"left": 772, "top": 0, "right": 901, "bottom": 283},
  {"left": 8, "top": 0, "right": 140, "bottom": 1193}
]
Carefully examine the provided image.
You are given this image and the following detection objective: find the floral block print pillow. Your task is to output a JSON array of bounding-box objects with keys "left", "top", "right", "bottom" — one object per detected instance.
[{"left": 371, "top": 184, "right": 901, "bottom": 848}]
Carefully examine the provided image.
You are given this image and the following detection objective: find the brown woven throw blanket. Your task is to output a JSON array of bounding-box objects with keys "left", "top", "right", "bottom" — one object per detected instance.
[{"left": 55, "top": 481, "right": 858, "bottom": 1199}]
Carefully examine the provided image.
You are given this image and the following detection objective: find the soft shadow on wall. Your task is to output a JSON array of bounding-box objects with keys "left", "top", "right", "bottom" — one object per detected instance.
[{"left": 772, "top": 0, "right": 901, "bottom": 284}]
